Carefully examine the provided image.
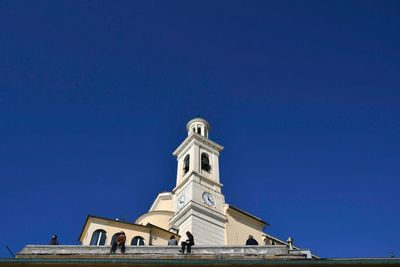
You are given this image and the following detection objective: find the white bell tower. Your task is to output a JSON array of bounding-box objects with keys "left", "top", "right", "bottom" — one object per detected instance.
[{"left": 170, "top": 118, "right": 226, "bottom": 245}]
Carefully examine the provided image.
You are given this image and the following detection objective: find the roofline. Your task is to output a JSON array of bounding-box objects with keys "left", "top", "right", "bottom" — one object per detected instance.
[
  {"left": 78, "top": 215, "right": 91, "bottom": 242},
  {"left": 78, "top": 215, "right": 178, "bottom": 242},
  {"left": 145, "top": 223, "right": 181, "bottom": 237},
  {"left": 135, "top": 210, "right": 175, "bottom": 224},
  {"left": 261, "top": 232, "right": 319, "bottom": 259},
  {"left": 227, "top": 205, "right": 268, "bottom": 226},
  {"left": 148, "top": 192, "right": 173, "bottom": 212},
  {"left": 173, "top": 133, "right": 223, "bottom": 156}
]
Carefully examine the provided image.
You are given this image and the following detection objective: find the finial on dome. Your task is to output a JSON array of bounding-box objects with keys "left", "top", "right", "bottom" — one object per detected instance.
[{"left": 186, "top": 118, "right": 210, "bottom": 138}]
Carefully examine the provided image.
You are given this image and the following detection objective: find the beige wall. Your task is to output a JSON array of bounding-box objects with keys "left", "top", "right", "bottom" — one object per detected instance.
[
  {"left": 153, "top": 198, "right": 172, "bottom": 211},
  {"left": 135, "top": 211, "right": 174, "bottom": 230},
  {"left": 224, "top": 208, "right": 266, "bottom": 245},
  {"left": 81, "top": 218, "right": 151, "bottom": 246},
  {"left": 80, "top": 217, "right": 180, "bottom": 246},
  {"left": 149, "top": 193, "right": 173, "bottom": 212},
  {"left": 150, "top": 227, "right": 180, "bottom": 246}
]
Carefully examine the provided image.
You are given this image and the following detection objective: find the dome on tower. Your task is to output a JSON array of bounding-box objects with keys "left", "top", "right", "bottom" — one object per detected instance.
[{"left": 186, "top": 117, "right": 210, "bottom": 138}]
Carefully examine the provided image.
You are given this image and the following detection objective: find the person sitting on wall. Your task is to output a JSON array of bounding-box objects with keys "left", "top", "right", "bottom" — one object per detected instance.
[
  {"left": 263, "top": 236, "right": 276, "bottom": 245},
  {"left": 179, "top": 231, "right": 194, "bottom": 254},
  {"left": 246, "top": 235, "right": 259, "bottom": 245},
  {"left": 49, "top": 234, "right": 59, "bottom": 245},
  {"left": 110, "top": 231, "right": 126, "bottom": 254},
  {"left": 168, "top": 235, "right": 178, "bottom": 246}
]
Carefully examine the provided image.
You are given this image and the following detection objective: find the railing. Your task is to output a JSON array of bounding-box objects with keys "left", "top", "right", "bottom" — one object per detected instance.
[
  {"left": 17, "top": 245, "right": 314, "bottom": 259},
  {"left": 18, "top": 245, "right": 290, "bottom": 256}
]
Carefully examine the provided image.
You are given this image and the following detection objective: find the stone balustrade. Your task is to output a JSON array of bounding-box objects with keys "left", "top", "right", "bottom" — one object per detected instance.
[{"left": 17, "top": 245, "right": 312, "bottom": 259}]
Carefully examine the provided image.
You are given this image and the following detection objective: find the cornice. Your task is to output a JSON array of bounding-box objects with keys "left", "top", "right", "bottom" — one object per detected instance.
[
  {"left": 135, "top": 210, "right": 175, "bottom": 225},
  {"left": 170, "top": 201, "right": 226, "bottom": 226},
  {"left": 173, "top": 133, "right": 223, "bottom": 157},
  {"left": 226, "top": 205, "right": 267, "bottom": 226}
]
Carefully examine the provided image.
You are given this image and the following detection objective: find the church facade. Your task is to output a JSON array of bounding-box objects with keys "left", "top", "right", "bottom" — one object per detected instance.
[{"left": 79, "top": 118, "right": 285, "bottom": 247}]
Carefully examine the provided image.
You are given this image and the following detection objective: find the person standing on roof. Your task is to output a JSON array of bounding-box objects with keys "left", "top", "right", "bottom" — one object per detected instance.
[{"left": 49, "top": 234, "right": 59, "bottom": 245}]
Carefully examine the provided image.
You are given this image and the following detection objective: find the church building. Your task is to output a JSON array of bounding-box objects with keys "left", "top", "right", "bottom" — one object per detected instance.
[
  {"left": 6, "top": 118, "right": 400, "bottom": 267},
  {"left": 79, "top": 118, "right": 283, "bottom": 247}
]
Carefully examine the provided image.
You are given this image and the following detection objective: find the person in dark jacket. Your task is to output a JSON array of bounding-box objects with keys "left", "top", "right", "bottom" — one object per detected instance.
[
  {"left": 49, "top": 234, "right": 59, "bottom": 245},
  {"left": 179, "top": 231, "right": 194, "bottom": 254},
  {"left": 110, "top": 231, "right": 126, "bottom": 254},
  {"left": 245, "top": 235, "right": 259, "bottom": 245}
]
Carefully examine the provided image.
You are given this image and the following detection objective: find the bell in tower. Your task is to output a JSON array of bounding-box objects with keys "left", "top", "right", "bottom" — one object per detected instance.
[{"left": 171, "top": 118, "right": 226, "bottom": 245}]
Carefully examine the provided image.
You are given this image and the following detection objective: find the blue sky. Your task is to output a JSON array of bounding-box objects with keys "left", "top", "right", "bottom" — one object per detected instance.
[{"left": 0, "top": 0, "right": 399, "bottom": 258}]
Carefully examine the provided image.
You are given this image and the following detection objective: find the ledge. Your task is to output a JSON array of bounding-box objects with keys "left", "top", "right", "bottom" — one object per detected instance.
[
  {"left": 2, "top": 256, "right": 400, "bottom": 267},
  {"left": 17, "top": 245, "right": 310, "bottom": 260}
]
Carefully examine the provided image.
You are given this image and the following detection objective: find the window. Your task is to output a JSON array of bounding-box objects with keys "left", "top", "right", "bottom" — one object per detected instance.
[
  {"left": 197, "top": 127, "right": 201, "bottom": 134},
  {"left": 201, "top": 153, "right": 211, "bottom": 172},
  {"left": 131, "top": 236, "right": 145, "bottom": 246},
  {"left": 183, "top": 154, "right": 190, "bottom": 174},
  {"left": 90, "top": 229, "right": 107, "bottom": 245}
]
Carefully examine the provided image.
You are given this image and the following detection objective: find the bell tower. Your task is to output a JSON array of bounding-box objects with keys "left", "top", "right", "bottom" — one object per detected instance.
[{"left": 170, "top": 118, "right": 226, "bottom": 245}]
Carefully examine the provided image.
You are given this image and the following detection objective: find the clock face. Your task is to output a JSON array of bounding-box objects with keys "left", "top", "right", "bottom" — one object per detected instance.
[
  {"left": 202, "top": 192, "right": 215, "bottom": 206},
  {"left": 177, "top": 195, "right": 186, "bottom": 210}
]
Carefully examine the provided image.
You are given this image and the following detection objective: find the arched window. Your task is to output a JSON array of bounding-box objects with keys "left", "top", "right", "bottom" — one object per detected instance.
[
  {"left": 90, "top": 229, "right": 107, "bottom": 245},
  {"left": 201, "top": 153, "right": 211, "bottom": 172},
  {"left": 131, "top": 236, "right": 145, "bottom": 246},
  {"left": 183, "top": 154, "right": 190, "bottom": 174}
]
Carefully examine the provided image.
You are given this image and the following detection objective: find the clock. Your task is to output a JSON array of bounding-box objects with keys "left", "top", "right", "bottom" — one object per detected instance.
[
  {"left": 177, "top": 195, "right": 186, "bottom": 210},
  {"left": 202, "top": 192, "right": 215, "bottom": 206}
]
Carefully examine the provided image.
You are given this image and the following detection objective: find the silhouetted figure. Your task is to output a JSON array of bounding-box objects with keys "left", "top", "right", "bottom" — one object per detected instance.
[
  {"left": 110, "top": 231, "right": 126, "bottom": 254},
  {"left": 179, "top": 231, "right": 194, "bottom": 254},
  {"left": 168, "top": 235, "right": 178, "bottom": 246},
  {"left": 245, "top": 235, "right": 258, "bottom": 245},
  {"left": 49, "top": 234, "right": 59, "bottom": 245}
]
